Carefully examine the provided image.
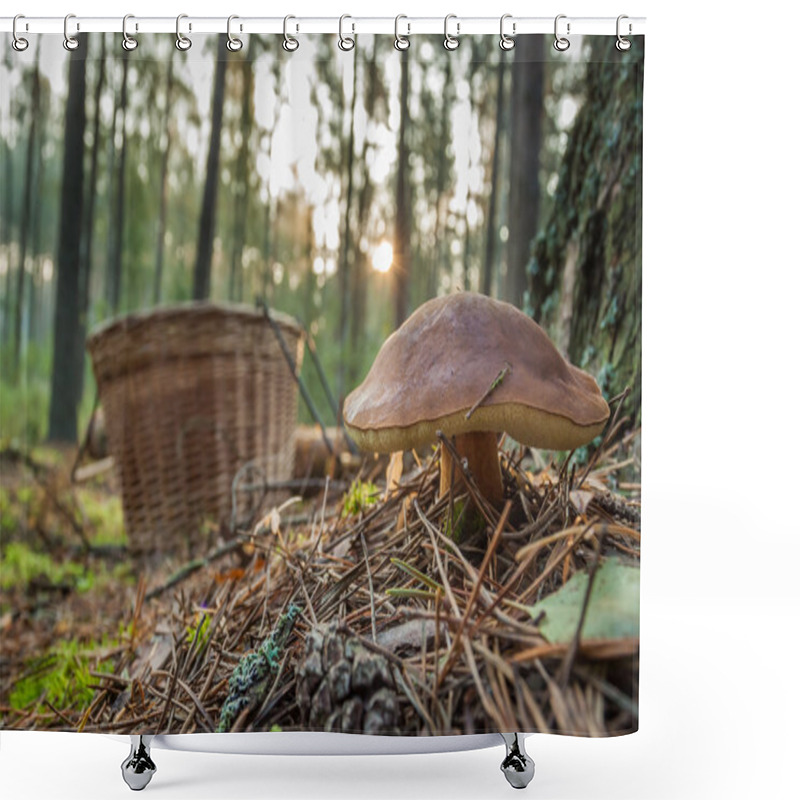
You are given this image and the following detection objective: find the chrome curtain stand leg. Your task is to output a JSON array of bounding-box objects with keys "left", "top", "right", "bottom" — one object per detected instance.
[
  {"left": 499, "top": 733, "right": 535, "bottom": 789},
  {"left": 121, "top": 735, "right": 157, "bottom": 791}
]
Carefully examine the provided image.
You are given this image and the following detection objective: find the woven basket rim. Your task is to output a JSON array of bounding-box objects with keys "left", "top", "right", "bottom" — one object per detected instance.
[{"left": 86, "top": 301, "right": 302, "bottom": 350}]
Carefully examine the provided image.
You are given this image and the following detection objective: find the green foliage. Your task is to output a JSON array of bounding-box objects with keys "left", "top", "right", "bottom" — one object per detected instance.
[
  {"left": 0, "top": 341, "right": 97, "bottom": 447},
  {"left": 341, "top": 480, "right": 379, "bottom": 518},
  {"left": 9, "top": 638, "right": 114, "bottom": 714},
  {"left": 0, "top": 372, "right": 49, "bottom": 444},
  {"left": 0, "top": 542, "right": 85, "bottom": 590},
  {"left": 185, "top": 610, "right": 211, "bottom": 650},
  {"left": 77, "top": 488, "right": 126, "bottom": 547},
  {"left": 0, "top": 487, "right": 21, "bottom": 535},
  {"left": 0, "top": 538, "right": 134, "bottom": 599}
]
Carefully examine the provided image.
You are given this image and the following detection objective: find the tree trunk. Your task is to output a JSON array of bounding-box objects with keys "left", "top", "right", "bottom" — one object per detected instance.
[
  {"left": 393, "top": 52, "right": 411, "bottom": 329},
  {"left": 428, "top": 58, "right": 452, "bottom": 300},
  {"left": 12, "top": 40, "right": 41, "bottom": 379},
  {"left": 107, "top": 51, "right": 129, "bottom": 314},
  {"left": 193, "top": 35, "right": 228, "bottom": 301},
  {"left": 228, "top": 58, "right": 253, "bottom": 303},
  {"left": 104, "top": 60, "right": 119, "bottom": 309},
  {"left": 76, "top": 34, "right": 107, "bottom": 403},
  {"left": 27, "top": 111, "right": 47, "bottom": 346},
  {"left": 2, "top": 97, "right": 15, "bottom": 344},
  {"left": 261, "top": 189, "right": 273, "bottom": 301},
  {"left": 48, "top": 35, "right": 87, "bottom": 443},
  {"left": 336, "top": 58, "right": 358, "bottom": 400},
  {"left": 348, "top": 41, "right": 380, "bottom": 388},
  {"left": 483, "top": 53, "right": 507, "bottom": 297},
  {"left": 506, "top": 35, "right": 544, "bottom": 309},
  {"left": 153, "top": 47, "right": 175, "bottom": 306},
  {"left": 530, "top": 38, "right": 644, "bottom": 424}
]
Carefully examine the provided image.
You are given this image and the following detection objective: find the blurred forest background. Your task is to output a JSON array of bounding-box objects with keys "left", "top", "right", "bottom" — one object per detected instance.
[{"left": 0, "top": 33, "right": 642, "bottom": 447}]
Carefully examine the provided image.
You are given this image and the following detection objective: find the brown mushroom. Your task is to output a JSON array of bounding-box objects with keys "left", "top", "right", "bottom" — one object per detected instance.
[{"left": 342, "top": 292, "right": 610, "bottom": 508}]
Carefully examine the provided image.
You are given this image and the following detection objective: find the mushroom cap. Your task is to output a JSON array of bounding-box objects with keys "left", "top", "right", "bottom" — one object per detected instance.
[{"left": 343, "top": 292, "right": 610, "bottom": 453}]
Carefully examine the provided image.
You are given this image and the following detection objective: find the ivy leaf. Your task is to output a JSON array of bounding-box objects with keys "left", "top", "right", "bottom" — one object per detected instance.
[{"left": 526, "top": 558, "right": 639, "bottom": 644}]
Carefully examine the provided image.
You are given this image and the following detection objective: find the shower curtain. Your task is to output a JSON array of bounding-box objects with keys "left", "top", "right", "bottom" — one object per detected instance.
[{"left": 0, "top": 24, "right": 643, "bottom": 741}]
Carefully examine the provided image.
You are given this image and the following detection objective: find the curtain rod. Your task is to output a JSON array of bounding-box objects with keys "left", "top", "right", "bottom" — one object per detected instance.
[{"left": 1, "top": 16, "right": 646, "bottom": 37}]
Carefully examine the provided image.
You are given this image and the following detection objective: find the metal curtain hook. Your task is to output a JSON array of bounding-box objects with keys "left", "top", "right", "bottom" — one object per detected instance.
[
  {"left": 122, "top": 14, "right": 138, "bottom": 51},
  {"left": 499, "top": 14, "right": 515, "bottom": 51},
  {"left": 227, "top": 15, "right": 243, "bottom": 52},
  {"left": 394, "top": 15, "right": 410, "bottom": 51},
  {"left": 63, "top": 13, "right": 79, "bottom": 51},
  {"left": 176, "top": 14, "right": 192, "bottom": 51},
  {"left": 338, "top": 14, "right": 355, "bottom": 51},
  {"left": 554, "top": 14, "right": 570, "bottom": 52},
  {"left": 12, "top": 14, "right": 29, "bottom": 52},
  {"left": 443, "top": 14, "right": 459, "bottom": 50},
  {"left": 283, "top": 15, "right": 299, "bottom": 52},
  {"left": 616, "top": 14, "right": 632, "bottom": 51}
]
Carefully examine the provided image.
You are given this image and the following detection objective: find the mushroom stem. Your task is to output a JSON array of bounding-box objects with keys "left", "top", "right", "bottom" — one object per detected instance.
[{"left": 439, "top": 431, "right": 504, "bottom": 508}]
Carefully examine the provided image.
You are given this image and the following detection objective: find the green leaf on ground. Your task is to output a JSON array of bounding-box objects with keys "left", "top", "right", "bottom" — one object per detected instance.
[{"left": 526, "top": 558, "right": 639, "bottom": 643}]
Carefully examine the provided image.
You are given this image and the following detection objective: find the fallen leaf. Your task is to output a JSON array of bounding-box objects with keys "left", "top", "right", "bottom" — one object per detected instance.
[
  {"left": 525, "top": 558, "right": 639, "bottom": 644},
  {"left": 569, "top": 489, "right": 595, "bottom": 516}
]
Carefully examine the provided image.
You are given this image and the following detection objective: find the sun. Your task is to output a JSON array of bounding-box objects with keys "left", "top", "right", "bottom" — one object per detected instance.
[{"left": 371, "top": 241, "right": 393, "bottom": 273}]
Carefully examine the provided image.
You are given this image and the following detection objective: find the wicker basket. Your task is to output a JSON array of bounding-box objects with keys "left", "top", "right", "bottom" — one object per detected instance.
[{"left": 86, "top": 303, "right": 303, "bottom": 558}]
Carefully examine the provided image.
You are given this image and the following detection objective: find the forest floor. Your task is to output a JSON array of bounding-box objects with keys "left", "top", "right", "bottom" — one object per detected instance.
[{"left": 0, "top": 403, "right": 641, "bottom": 738}]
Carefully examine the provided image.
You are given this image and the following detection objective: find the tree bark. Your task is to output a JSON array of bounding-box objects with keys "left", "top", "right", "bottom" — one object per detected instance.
[
  {"left": 193, "top": 35, "right": 228, "bottom": 301},
  {"left": 48, "top": 36, "right": 87, "bottom": 443},
  {"left": 530, "top": 38, "right": 644, "bottom": 424},
  {"left": 393, "top": 52, "right": 411, "bottom": 329},
  {"left": 506, "top": 35, "right": 544, "bottom": 309}
]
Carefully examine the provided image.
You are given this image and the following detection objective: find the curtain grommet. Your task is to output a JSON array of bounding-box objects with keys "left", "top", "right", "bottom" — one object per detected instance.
[
  {"left": 226, "top": 15, "right": 243, "bottom": 52},
  {"left": 394, "top": 15, "right": 410, "bottom": 51},
  {"left": 553, "top": 14, "right": 570, "bottom": 52},
  {"left": 12, "top": 14, "right": 29, "bottom": 51},
  {"left": 616, "top": 15, "right": 632, "bottom": 51},
  {"left": 499, "top": 14, "right": 515, "bottom": 51},
  {"left": 338, "top": 14, "right": 355, "bottom": 51},
  {"left": 283, "top": 15, "right": 299, "bottom": 52},
  {"left": 122, "top": 14, "right": 138, "bottom": 51},
  {"left": 175, "top": 13, "right": 192, "bottom": 51},
  {"left": 443, "top": 14, "right": 459, "bottom": 51},
  {"left": 63, "top": 13, "right": 79, "bottom": 51}
]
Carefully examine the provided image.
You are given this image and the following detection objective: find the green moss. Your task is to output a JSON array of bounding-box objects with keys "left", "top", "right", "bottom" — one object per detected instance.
[
  {"left": 0, "top": 542, "right": 84, "bottom": 590},
  {"left": 9, "top": 638, "right": 114, "bottom": 714},
  {"left": 341, "top": 480, "right": 379, "bottom": 518},
  {"left": 0, "top": 488, "right": 17, "bottom": 534},
  {"left": 77, "top": 489, "right": 126, "bottom": 546},
  {"left": 185, "top": 610, "right": 212, "bottom": 650}
]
